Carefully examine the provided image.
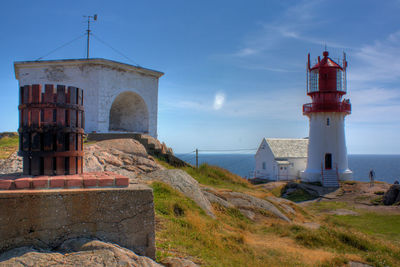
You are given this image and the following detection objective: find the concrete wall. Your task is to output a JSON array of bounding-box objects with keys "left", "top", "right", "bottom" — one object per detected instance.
[
  {"left": 14, "top": 59, "right": 162, "bottom": 138},
  {"left": 0, "top": 184, "right": 156, "bottom": 259}
]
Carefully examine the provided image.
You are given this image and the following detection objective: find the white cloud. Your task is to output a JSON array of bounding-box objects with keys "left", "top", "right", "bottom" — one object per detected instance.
[
  {"left": 213, "top": 93, "right": 225, "bottom": 110},
  {"left": 350, "top": 30, "right": 400, "bottom": 82}
]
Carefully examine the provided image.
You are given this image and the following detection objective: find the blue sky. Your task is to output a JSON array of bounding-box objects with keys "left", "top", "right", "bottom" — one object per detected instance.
[{"left": 1, "top": 0, "right": 400, "bottom": 154}]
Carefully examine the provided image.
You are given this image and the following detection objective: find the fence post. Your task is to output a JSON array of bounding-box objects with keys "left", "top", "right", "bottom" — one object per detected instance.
[{"left": 195, "top": 148, "right": 198, "bottom": 168}]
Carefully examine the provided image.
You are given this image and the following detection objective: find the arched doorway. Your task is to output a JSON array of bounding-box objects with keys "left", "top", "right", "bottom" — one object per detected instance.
[{"left": 109, "top": 91, "right": 149, "bottom": 133}]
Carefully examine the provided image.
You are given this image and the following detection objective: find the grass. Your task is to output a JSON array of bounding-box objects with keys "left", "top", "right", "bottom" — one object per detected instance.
[
  {"left": 152, "top": 181, "right": 329, "bottom": 266},
  {"left": 329, "top": 212, "right": 400, "bottom": 243},
  {"left": 183, "top": 163, "right": 251, "bottom": 191},
  {"left": 308, "top": 201, "right": 352, "bottom": 212},
  {"left": 151, "top": 179, "right": 400, "bottom": 266},
  {"left": 0, "top": 134, "right": 19, "bottom": 159},
  {"left": 285, "top": 188, "right": 316, "bottom": 202}
]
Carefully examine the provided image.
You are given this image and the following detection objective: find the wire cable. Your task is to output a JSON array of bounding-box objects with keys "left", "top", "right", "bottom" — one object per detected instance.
[
  {"left": 91, "top": 34, "right": 141, "bottom": 66},
  {"left": 35, "top": 34, "right": 86, "bottom": 61},
  {"left": 198, "top": 148, "right": 257, "bottom": 152}
]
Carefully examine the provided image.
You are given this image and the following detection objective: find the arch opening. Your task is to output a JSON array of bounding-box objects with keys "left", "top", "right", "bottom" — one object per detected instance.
[{"left": 109, "top": 91, "right": 149, "bottom": 133}]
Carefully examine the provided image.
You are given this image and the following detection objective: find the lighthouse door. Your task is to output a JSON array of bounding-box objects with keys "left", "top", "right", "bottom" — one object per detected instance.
[{"left": 325, "top": 153, "right": 332, "bottom": 170}]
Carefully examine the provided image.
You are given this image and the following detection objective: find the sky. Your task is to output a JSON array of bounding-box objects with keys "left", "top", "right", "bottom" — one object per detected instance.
[{"left": 1, "top": 0, "right": 400, "bottom": 154}]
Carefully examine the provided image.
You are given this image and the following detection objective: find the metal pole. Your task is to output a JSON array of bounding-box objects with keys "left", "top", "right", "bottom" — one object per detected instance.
[
  {"left": 86, "top": 17, "right": 90, "bottom": 59},
  {"left": 196, "top": 149, "right": 198, "bottom": 168}
]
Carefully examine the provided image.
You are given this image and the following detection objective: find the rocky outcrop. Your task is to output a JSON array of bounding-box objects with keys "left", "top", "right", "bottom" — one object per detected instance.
[
  {"left": 84, "top": 139, "right": 164, "bottom": 176},
  {"left": 0, "top": 139, "right": 163, "bottom": 177},
  {"left": 383, "top": 184, "right": 400, "bottom": 205},
  {"left": 0, "top": 152, "right": 22, "bottom": 175},
  {"left": 141, "top": 170, "right": 215, "bottom": 218},
  {"left": 161, "top": 257, "right": 199, "bottom": 267},
  {"left": 0, "top": 238, "right": 162, "bottom": 267},
  {"left": 203, "top": 189, "right": 291, "bottom": 222}
]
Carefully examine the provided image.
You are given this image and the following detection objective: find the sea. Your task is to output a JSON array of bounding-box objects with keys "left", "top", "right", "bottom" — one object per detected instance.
[{"left": 176, "top": 153, "right": 400, "bottom": 184}]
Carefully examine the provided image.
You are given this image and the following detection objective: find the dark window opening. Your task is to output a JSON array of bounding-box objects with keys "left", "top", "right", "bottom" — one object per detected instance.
[
  {"left": 325, "top": 153, "right": 332, "bottom": 170},
  {"left": 65, "top": 133, "right": 70, "bottom": 151},
  {"left": 53, "top": 134, "right": 57, "bottom": 151},
  {"left": 40, "top": 109, "right": 44, "bottom": 125},
  {"left": 40, "top": 157, "right": 44, "bottom": 175},
  {"left": 65, "top": 157, "right": 70, "bottom": 175},
  {"left": 327, "top": 118, "right": 330, "bottom": 126},
  {"left": 53, "top": 109, "right": 57, "bottom": 123},
  {"left": 65, "top": 110, "right": 69, "bottom": 127},
  {"left": 52, "top": 157, "right": 57, "bottom": 175}
]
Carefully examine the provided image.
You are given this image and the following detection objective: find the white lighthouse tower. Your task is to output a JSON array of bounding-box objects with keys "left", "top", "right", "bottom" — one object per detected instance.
[{"left": 301, "top": 51, "right": 353, "bottom": 187}]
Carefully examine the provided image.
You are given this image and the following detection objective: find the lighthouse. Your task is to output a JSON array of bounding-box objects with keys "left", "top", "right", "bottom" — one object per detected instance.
[{"left": 301, "top": 51, "right": 352, "bottom": 187}]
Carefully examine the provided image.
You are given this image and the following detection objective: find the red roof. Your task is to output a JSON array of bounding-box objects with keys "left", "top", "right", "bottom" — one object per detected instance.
[{"left": 310, "top": 51, "right": 343, "bottom": 70}]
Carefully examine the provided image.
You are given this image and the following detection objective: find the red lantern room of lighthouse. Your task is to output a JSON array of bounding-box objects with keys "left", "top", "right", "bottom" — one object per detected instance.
[{"left": 301, "top": 51, "right": 353, "bottom": 187}]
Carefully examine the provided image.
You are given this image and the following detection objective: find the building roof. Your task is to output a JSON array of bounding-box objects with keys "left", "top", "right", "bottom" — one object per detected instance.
[
  {"left": 14, "top": 58, "right": 164, "bottom": 79},
  {"left": 265, "top": 138, "right": 308, "bottom": 159},
  {"left": 276, "top": 160, "right": 290, "bottom": 165},
  {"left": 310, "top": 51, "right": 343, "bottom": 70}
]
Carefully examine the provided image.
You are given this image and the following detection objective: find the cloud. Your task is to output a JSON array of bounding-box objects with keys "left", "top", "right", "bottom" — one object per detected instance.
[
  {"left": 213, "top": 93, "right": 225, "bottom": 110},
  {"left": 350, "top": 30, "right": 400, "bottom": 82}
]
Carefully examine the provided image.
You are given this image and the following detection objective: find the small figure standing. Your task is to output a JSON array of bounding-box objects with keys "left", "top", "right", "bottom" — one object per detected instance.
[{"left": 369, "top": 169, "right": 375, "bottom": 187}]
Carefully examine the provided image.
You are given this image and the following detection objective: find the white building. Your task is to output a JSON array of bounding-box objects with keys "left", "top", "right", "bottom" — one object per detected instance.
[
  {"left": 14, "top": 58, "right": 164, "bottom": 138},
  {"left": 255, "top": 138, "right": 308, "bottom": 181}
]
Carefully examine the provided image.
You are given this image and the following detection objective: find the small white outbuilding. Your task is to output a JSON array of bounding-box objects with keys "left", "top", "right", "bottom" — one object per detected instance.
[
  {"left": 14, "top": 58, "right": 164, "bottom": 138},
  {"left": 254, "top": 138, "right": 308, "bottom": 181}
]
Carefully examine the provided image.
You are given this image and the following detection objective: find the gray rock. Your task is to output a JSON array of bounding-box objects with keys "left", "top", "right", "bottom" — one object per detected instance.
[
  {"left": 202, "top": 190, "right": 234, "bottom": 209},
  {"left": 221, "top": 191, "right": 290, "bottom": 222},
  {"left": 383, "top": 184, "right": 400, "bottom": 205},
  {"left": 239, "top": 209, "right": 256, "bottom": 220},
  {"left": 349, "top": 261, "right": 373, "bottom": 267},
  {"left": 143, "top": 169, "right": 215, "bottom": 218},
  {"left": 0, "top": 139, "right": 163, "bottom": 177},
  {"left": 0, "top": 239, "right": 162, "bottom": 267},
  {"left": 0, "top": 152, "right": 22, "bottom": 175},
  {"left": 161, "top": 257, "right": 198, "bottom": 267},
  {"left": 83, "top": 139, "right": 163, "bottom": 176}
]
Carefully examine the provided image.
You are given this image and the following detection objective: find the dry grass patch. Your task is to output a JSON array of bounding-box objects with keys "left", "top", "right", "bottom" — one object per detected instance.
[{"left": 0, "top": 135, "right": 19, "bottom": 159}]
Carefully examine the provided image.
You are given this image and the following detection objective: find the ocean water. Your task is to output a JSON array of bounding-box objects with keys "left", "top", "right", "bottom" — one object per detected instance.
[{"left": 176, "top": 153, "right": 400, "bottom": 184}]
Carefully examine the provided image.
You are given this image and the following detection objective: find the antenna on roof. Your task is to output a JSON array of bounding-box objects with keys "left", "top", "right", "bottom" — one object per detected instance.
[{"left": 84, "top": 14, "right": 98, "bottom": 59}]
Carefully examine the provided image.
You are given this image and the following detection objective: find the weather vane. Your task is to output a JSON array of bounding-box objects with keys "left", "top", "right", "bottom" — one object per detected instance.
[{"left": 84, "top": 14, "right": 98, "bottom": 59}]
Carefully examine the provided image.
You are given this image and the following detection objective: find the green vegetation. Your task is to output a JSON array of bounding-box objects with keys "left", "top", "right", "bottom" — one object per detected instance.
[
  {"left": 0, "top": 134, "right": 19, "bottom": 159},
  {"left": 284, "top": 188, "right": 316, "bottom": 202},
  {"left": 183, "top": 163, "right": 251, "bottom": 191},
  {"left": 329, "top": 213, "right": 400, "bottom": 243},
  {"left": 308, "top": 201, "right": 351, "bottom": 212}
]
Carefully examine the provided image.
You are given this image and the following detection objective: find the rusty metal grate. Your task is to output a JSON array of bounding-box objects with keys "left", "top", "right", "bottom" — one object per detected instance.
[{"left": 18, "top": 84, "right": 85, "bottom": 176}]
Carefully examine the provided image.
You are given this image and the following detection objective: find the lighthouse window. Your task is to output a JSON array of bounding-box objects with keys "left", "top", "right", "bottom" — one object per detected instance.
[
  {"left": 309, "top": 70, "right": 319, "bottom": 92},
  {"left": 327, "top": 118, "right": 330, "bottom": 126},
  {"left": 262, "top": 162, "right": 266, "bottom": 170},
  {"left": 337, "top": 69, "right": 343, "bottom": 91}
]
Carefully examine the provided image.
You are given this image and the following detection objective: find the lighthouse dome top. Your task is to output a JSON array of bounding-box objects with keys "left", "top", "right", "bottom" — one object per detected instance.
[{"left": 310, "top": 51, "right": 343, "bottom": 70}]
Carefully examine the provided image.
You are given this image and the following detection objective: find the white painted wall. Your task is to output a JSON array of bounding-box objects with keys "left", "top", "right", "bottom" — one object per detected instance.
[
  {"left": 14, "top": 59, "right": 162, "bottom": 138},
  {"left": 302, "top": 112, "right": 352, "bottom": 182},
  {"left": 255, "top": 139, "right": 276, "bottom": 179},
  {"left": 287, "top": 157, "right": 307, "bottom": 179}
]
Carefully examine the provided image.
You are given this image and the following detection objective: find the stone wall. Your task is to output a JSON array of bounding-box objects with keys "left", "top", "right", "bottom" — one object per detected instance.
[{"left": 0, "top": 184, "right": 156, "bottom": 259}]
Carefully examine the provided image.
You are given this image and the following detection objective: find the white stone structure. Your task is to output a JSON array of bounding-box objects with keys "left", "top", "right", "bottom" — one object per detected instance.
[
  {"left": 255, "top": 138, "right": 308, "bottom": 181},
  {"left": 301, "top": 112, "right": 353, "bottom": 183},
  {"left": 14, "top": 58, "right": 163, "bottom": 138}
]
